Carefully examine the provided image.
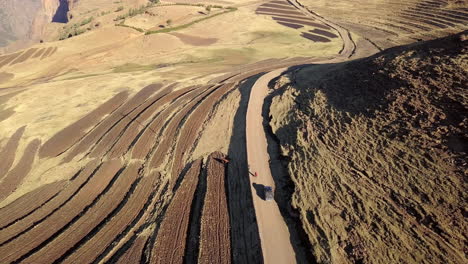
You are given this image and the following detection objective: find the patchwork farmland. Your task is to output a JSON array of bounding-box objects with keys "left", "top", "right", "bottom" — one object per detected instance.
[
  {"left": 0, "top": 47, "right": 57, "bottom": 69},
  {"left": 0, "top": 0, "right": 466, "bottom": 263},
  {"left": 256, "top": 0, "right": 339, "bottom": 42}
]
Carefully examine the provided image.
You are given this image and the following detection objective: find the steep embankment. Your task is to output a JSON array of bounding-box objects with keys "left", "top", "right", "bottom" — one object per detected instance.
[{"left": 270, "top": 31, "right": 467, "bottom": 263}]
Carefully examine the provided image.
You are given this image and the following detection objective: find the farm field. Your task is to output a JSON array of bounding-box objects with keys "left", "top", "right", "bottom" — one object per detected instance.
[{"left": 0, "top": 0, "right": 466, "bottom": 263}]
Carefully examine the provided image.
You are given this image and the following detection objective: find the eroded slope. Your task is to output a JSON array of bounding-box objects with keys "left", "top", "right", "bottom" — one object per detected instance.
[{"left": 270, "top": 31, "right": 467, "bottom": 263}]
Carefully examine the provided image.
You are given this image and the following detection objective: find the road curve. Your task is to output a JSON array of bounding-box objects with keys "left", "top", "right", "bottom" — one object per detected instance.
[{"left": 244, "top": 1, "right": 357, "bottom": 263}]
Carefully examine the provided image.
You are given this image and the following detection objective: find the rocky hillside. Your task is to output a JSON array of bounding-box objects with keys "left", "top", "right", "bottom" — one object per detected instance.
[
  {"left": 0, "top": 0, "right": 42, "bottom": 47},
  {"left": 270, "top": 31, "right": 467, "bottom": 263},
  {"left": 0, "top": 0, "right": 78, "bottom": 52}
]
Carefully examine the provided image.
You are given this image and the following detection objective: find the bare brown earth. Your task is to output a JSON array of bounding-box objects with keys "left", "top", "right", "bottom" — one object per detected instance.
[
  {"left": 0, "top": 139, "right": 41, "bottom": 201},
  {"left": 0, "top": 160, "right": 100, "bottom": 245},
  {"left": 9, "top": 48, "right": 38, "bottom": 65},
  {"left": 116, "top": 236, "right": 148, "bottom": 264},
  {"left": 169, "top": 32, "right": 218, "bottom": 46},
  {"left": 298, "top": 0, "right": 468, "bottom": 49},
  {"left": 0, "top": 160, "right": 122, "bottom": 263},
  {"left": 0, "top": 180, "right": 66, "bottom": 229},
  {"left": 22, "top": 162, "right": 142, "bottom": 263},
  {"left": 269, "top": 31, "right": 467, "bottom": 264},
  {"left": 0, "top": 126, "right": 25, "bottom": 180},
  {"left": 55, "top": 172, "right": 159, "bottom": 264},
  {"left": 198, "top": 152, "right": 231, "bottom": 264},
  {"left": 39, "top": 91, "right": 129, "bottom": 158},
  {"left": 151, "top": 159, "right": 201, "bottom": 264}
]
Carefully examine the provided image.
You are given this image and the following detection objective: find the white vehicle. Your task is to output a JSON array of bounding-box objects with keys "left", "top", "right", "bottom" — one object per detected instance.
[{"left": 264, "top": 186, "right": 274, "bottom": 201}]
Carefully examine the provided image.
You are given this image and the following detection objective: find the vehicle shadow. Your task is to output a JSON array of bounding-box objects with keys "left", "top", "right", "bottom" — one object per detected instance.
[{"left": 252, "top": 183, "right": 266, "bottom": 200}]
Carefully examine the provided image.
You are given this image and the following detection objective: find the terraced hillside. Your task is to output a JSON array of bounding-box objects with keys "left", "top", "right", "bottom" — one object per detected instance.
[
  {"left": 0, "top": 46, "right": 57, "bottom": 69},
  {"left": 0, "top": 58, "right": 287, "bottom": 263},
  {"left": 0, "top": 0, "right": 466, "bottom": 263},
  {"left": 299, "top": 0, "right": 468, "bottom": 49},
  {"left": 269, "top": 31, "right": 467, "bottom": 264},
  {"left": 256, "top": 0, "right": 339, "bottom": 42}
]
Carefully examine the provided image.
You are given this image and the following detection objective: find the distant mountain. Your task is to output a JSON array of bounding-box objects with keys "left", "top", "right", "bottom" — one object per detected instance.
[{"left": 0, "top": 0, "right": 42, "bottom": 47}]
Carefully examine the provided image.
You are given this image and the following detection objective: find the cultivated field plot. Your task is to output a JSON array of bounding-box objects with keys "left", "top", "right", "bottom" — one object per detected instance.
[
  {"left": 256, "top": 0, "right": 338, "bottom": 42},
  {"left": 198, "top": 152, "right": 231, "bottom": 264},
  {"left": 0, "top": 46, "right": 57, "bottom": 69},
  {"left": 299, "top": 0, "right": 468, "bottom": 48},
  {"left": 0, "top": 67, "right": 254, "bottom": 263}
]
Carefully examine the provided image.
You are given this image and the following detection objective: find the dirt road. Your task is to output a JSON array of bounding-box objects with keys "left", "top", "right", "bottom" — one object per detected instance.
[
  {"left": 244, "top": 2, "right": 357, "bottom": 263},
  {"left": 246, "top": 68, "right": 295, "bottom": 264},
  {"left": 289, "top": 0, "right": 356, "bottom": 57}
]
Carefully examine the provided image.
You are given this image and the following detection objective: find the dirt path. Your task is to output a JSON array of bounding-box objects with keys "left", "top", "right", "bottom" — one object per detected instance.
[{"left": 245, "top": 2, "right": 357, "bottom": 263}]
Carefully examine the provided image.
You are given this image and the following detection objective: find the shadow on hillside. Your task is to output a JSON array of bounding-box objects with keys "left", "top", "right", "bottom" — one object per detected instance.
[
  {"left": 263, "top": 68, "right": 318, "bottom": 264},
  {"left": 226, "top": 75, "right": 264, "bottom": 264},
  {"left": 52, "top": 0, "right": 70, "bottom": 23}
]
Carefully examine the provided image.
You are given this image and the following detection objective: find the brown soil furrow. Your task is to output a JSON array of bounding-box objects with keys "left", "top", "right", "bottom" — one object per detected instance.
[
  {"left": 40, "top": 92, "right": 129, "bottom": 158},
  {"left": 256, "top": 7, "right": 304, "bottom": 16},
  {"left": 115, "top": 236, "right": 148, "bottom": 264},
  {"left": 270, "top": 0, "right": 290, "bottom": 5},
  {"left": 130, "top": 86, "right": 199, "bottom": 160},
  {"left": 277, "top": 21, "right": 304, "bottom": 29},
  {"left": 148, "top": 85, "right": 215, "bottom": 172},
  {"left": 40, "top": 47, "right": 55, "bottom": 60},
  {"left": 0, "top": 139, "right": 41, "bottom": 201},
  {"left": 0, "top": 181, "right": 66, "bottom": 229},
  {"left": 9, "top": 48, "right": 38, "bottom": 65},
  {"left": 0, "top": 107, "right": 15, "bottom": 123},
  {"left": 171, "top": 84, "right": 235, "bottom": 181},
  {"left": 208, "top": 58, "right": 285, "bottom": 84},
  {"left": 261, "top": 3, "right": 296, "bottom": 10},
  {"left": 22, "top": 163, "right": 142, "bottom": 264},
  {"left": 440, "top": 10, "right": 468, "bottom": 19},
  {"left": 48, "top": 47, "right": 58, "bottom": 57},
  {"left": 272, "top": 16, "right": 330, "bottom": 29},
  {"left": 301, "top": 32, "right": 331, "bottom": 42},
  {"left": 89, "top": 84, "right": 164, "bottom": 158},
  {"left": 0, "top": 52, "right": 23, "bottom": 68},
  {"left": 31, "top": 48, "right": 46, "bottom": 59},
  {"left": 61, "top": 170, "right": 159, "bottom": 264},
  {"left": 83, "top": 84, "right": 161, "bottom": 158},
  {"left": 108, "top": 85, "right": 174, "bottom": 159},
  {"left": 401, "top": 12, "right": 456, "bottom": 27},
  {"left": 96, "top": 172, "right": 167, "bottom": 264},
  {"left": 403, "top": 9, "right": 466, "bottom": 24},
  {"left": 310, "top": 28, "right": 338, "bottom": 38},
  {"left": 400, "top": 15, "right": 448, "bottom": 28},
  {"left": 0, "top": 160, "right": 122, "bottom": 263},
  {"left": 198, "top": 152, "right": 230, "bottom": 264},
  {"left": 0, "top": 126, "right": 26, "bottom": 180},
  {"left": 151, "top": 160, "right": 202, "bottom": 264},
  {"left": 61, "top": 85, "right": 160, "bottom": 163},
  {"left": 225, "top": 57, "right": 312, "bottom": 84},
  {"left": 256, "top": 11, "right": 315, "bottom": 21},
  {"left": 408, "top": 7, "right": 468, "bottom": 21},
  {"left": 0, "top": 161, "right": 99, "bottom": 244}
]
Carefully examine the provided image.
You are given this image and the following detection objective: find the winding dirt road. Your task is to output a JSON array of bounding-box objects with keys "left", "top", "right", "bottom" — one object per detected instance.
[
  {"left": 245, "top": 1, "right": 357, "bottom": 263},
  {"left": 246, "top": 68, "right": 295, "bottom": 263}
]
